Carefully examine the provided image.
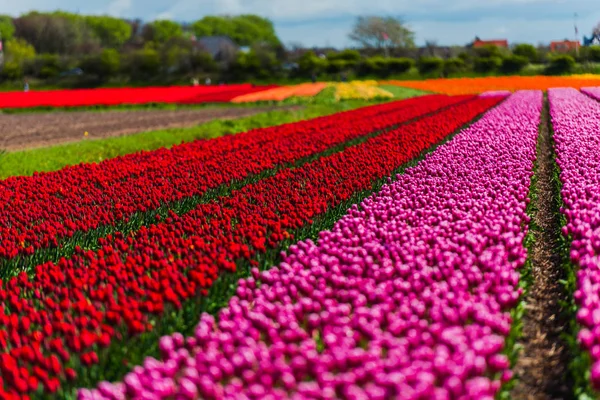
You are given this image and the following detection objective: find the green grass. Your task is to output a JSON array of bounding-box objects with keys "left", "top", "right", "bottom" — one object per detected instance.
[
  {"left": 0, "top": 100, "right": 382, "bottom": 179},
  {"left": 379, "top": 84, "right": 432, "bottom": 98}
]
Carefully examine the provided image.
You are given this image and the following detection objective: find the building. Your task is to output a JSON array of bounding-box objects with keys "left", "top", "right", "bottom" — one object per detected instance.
[
  {"left": 550, "top": 40, "right": 580, "bottom": 52},
  {"left": 195, "top": 36, "right": 239, "bottom": 63},
  {"left": 472, "top": 37, "right": 509, "bottom": 48}
]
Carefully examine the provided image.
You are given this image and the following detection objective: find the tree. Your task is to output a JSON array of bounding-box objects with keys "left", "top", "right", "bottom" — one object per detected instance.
[
  {"left": 191, "top": 15, "right": 280, "bottom": 47},
  {"left": 4, "top": 38, "right": 35, "bottom": 64},
  {"left": 349, "top": 16, "right": 415, "bottom": 49},
  {"left": 85, "top": 16, "right": 132, "bottom": 48},
  {"left": 0, "top": 15, "right": 15, "bottom": 41},
  {"left": 13, "top": 12, "right": 100, "bottom": 54},
  {"left": 143, "top": 20, "right": 183, "bottom": 44},
  {"left": 512, "top": 43, "right": 538, "bottom": 63}
]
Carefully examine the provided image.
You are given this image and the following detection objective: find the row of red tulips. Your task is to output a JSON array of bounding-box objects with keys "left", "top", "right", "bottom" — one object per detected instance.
[
  {"left": 0, "top": 96, "right": 503, "bottom": 397},
  {"left": 0, "top": 94, "right": 471, "bottom": 265},
  {"left": 0, "top": 84, "right": 278, "bottom": 109}
]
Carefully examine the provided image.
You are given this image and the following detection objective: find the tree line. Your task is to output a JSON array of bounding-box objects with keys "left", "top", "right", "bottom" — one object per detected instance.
[{"left": 0, "top": 13, "right": 598, "bottom": 87}]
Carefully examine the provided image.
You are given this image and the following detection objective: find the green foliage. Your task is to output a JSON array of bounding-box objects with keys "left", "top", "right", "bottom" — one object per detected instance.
[
  {"left": 85, "top": 16, "right": 132, "bottom": 48},
  {"left": 144, "top": 20, "right": 183, "bottom": 44},
  {"left": 0, "top": 61, "right": 23, "bottom": 80},
  {"left": 229, "top": 49, "right": 279, "bottom": 80},
  {"left": 81, "top": 49, "right": 121, "bottom": 79},
  {"left": 586, "top": 46, "right": 600, "bottom": 62},
  {"left": 473, "top": 56, "right": 502, "bottom": 73},
  {"left": 545, "top": 54, "right": 576, "bottom": 75},
  {"left": 192, "top": 15, "right": 280, "bottom": 46},
  {"left": 125, "top": 48, "right": 161, "bottom": 78},
  {"left": 0, "top": 15, "right": 15, "bottom": 41},
  {"left": 24, "top": 54, "right": 61, "bottom": 78},
  {"left": 443, "top": 57, "right": 466, "bottom": 74},
  {"left": 386, "top": 58, "right": 414, "bottom": 74},
  {"left": 473, "top": 44, "right": 502, "bottom": 58},
  {"left": 4, "top": 38, "right": 36, "bottom": 64},
  {"left": 326, "top": 60, "right": 349, "bottom": 74},
  {"left": 327, "top": 49, "right": 361, "bottom": 62},
  {"left": 500, "top": 55, "right": 529, "bottom": 74},
  {"left": 191, "top": 52, "right": 218, "bottom": 73},
  {"left": 13, "top": 12, "right": 100, "bottom": 54},
  {"left": 357, "top": 57, "right": 413, "bottom": 77},
  {"left": 298, "top": 51, "right": 328, "bottom": 76},
  {"left": 512, "top": 43, "right": 538, "bottom": 63},
  {"left": 417, "top": 56, "right": 444, "bottom": 75}
]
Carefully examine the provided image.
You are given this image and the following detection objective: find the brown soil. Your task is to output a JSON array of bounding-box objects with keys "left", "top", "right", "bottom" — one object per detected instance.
[
  {"left": 511, "top": 98, "right": 572, "bottom": 399},
  {"left": 0, "top": 106, "right": 298, "bottom": 151}
]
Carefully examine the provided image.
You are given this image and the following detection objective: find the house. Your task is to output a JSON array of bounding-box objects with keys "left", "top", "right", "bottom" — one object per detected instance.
[
  {"left": 195, "top": 36, "right": 239, "bottom": 63},
  {"left": 471, "top": 37, "right": 509, "bottom": 48},
  {"left": 550, "top": 40, "right": 580, "bottom": 52}
]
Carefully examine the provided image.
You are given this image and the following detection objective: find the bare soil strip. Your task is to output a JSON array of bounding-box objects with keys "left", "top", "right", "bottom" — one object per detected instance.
[
  {"left": 511, "top": 98, "right": 573, "bottom": 399},
  {"left": 0, "top": 105, "right": 298, "bottom": 151}
]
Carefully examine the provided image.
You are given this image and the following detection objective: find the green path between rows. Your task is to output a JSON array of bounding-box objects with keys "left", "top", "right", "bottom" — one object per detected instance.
[{"left": 379, "top": 84, "right": 434, "bottom": 98}]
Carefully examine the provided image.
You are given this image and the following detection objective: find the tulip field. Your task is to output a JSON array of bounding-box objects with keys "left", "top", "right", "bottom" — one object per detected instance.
[{"left": 4, "top": 81, "right": 600, "bottom": 399}]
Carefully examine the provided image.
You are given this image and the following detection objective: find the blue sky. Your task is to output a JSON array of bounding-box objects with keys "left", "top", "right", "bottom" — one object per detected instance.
[{"left": 2, "top": 0, "right": 599, "bottom": 47}]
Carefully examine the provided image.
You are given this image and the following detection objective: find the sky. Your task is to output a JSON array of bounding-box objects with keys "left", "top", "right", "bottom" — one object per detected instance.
[{"left": 1, "top": 0, "right": 599, "bottom": 48}]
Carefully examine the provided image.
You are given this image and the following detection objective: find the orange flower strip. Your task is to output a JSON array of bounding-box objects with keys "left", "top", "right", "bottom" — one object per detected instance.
[
  {"left": 231, "top": 83, "right": 328, "bottom": 103},
  {"left": 383, "top": 76, "right": 600, "bottom": 95}
]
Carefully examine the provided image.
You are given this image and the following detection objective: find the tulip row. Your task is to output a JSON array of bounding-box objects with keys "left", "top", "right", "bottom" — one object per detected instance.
[
  {"left": 0, "top": 84, "right": 278, "bottom": 109},
  {"left": 384, "top": 77, "right": 600, "bottom": 95},
  {"left": 548, "top": 87, "right": 600, "bottom": 393},
  {"left": 0, "top": 96, "right": 503, "bottom": 397},
  {"left": 580, "top": 86, "right": 600, "bottom": 102},
  {"left": 79, "top": 90, "right": 541, "bottom": 400},
  {"left": 0, "top": 94, "right": 470, "bottom": 267},
  {"left": 231, "top": 83, "right": 328, "bottom": 103}
]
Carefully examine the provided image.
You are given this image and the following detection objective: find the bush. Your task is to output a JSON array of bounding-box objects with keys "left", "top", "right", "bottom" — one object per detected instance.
[
  {"left": 473, "top": 57, "right": 502, "bottom": 73},
  {"left": 0, "top": 61, "right": 23, "bottom": 80},
  {"left": 473, "top": 45, "right": 502, "bottom": 59},
  {"left": 387, "top": 58, "right": 414, "bottom": 74},
  {"left": 500, "top": 55, "right": 529, "bottom": 74},
  {"left": 80, "top": 49, "right": 120, "bottom": 80},
  {"left": 24, "top": 54, "right": 60, "bottom": 78},
  {"left": 417, "top": 57, "right": 444, "bottom": 76},
  {"left": 512, "top": 44, "right": 538, "bottom": 63},
  {"left": 587, "top": 46, "right": 600, "bottom": 62},
  {"left": 191, "top": 52, "right": 218, "bottom": 73},
  {"left": 125, "top": 48, "right": 161, "bottom": 78},
  {"left": 327, "top": 49, "right": 361, "bottom": 62},
  {"left": 358, "top": 57, "right": 387, "bottom": 76},
  {"left": 298, "top": 51, "right": 327, "bottom": 76},
  {"left": 326, "top": 60, "right": 349, "bottom": 74},
  {"left": 545, "top": 54, "right": 576, "bottom": 75},
  {"left": 443, "top": 58, "right": 466, "bottom": 75}
]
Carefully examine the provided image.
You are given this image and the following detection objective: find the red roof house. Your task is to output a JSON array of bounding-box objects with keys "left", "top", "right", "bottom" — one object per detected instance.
[
  {"left": 550, "top": 40, "right": 580, "bottom": 52},
  {"left": 472, "top": 38, "right": 509, "bottom": 48}
]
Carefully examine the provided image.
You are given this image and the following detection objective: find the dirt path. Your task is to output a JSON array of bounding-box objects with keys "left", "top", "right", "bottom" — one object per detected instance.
[
  {"left": 511, "top": 98, "right": 573, "bottom": 399},
  {"left": 0, "top": 106, "right": 297, "bottom": 151}
]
